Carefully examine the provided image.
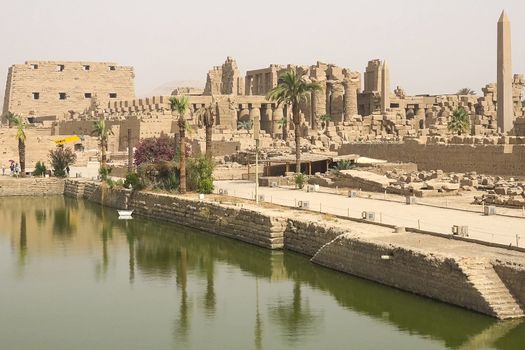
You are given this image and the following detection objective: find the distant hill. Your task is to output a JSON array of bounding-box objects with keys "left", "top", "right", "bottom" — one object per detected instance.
[{"left": 143, "top": 80, "right": 204, "bottom": 97}]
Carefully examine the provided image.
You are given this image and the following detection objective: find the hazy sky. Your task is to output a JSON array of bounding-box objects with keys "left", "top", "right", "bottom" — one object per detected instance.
[{"left": 1, "top": 0, "right": 524, "bottom": 101}]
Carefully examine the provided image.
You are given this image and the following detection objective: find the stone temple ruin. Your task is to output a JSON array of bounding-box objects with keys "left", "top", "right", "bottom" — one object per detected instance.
[{"left": 1, "top": 11, "right": 524, "bottom": 179}]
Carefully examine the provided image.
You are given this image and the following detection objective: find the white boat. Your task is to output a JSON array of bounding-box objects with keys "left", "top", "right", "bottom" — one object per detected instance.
[{"left": 117, "top": 209, "right": 134, "bottom": 217}]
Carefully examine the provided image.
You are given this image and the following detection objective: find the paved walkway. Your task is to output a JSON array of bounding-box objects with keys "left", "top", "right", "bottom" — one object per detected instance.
[{"left": 215, "top": 180, "right": 525, "bottom": 247}]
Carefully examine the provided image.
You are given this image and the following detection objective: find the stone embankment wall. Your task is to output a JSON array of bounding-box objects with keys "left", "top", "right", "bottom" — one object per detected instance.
[
  {"left": 339, "top": 142, "right": 525, "bottom": 176},
  {"left": 0, "top": 178, "right": 64, "bottom": 196},
  {"left": 310, "top": 235, "right": 494, "bottom": 316},
  {"left": 64, "top": 180, "right": 285, "bottom": 249},
  {"left": 62, "top": 179, "right": 525, "bottom": 319},
  {"left": 494, "top": 263, "right": 525, "bottom": 305}
]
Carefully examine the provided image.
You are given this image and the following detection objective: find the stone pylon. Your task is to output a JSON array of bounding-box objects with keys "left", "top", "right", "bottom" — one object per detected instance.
[
  {"left": 381, "top": 61, "right": 390, "bottom": 113},
  {"left": 497, "top": 10, "right": 513, "bottom": 133}
]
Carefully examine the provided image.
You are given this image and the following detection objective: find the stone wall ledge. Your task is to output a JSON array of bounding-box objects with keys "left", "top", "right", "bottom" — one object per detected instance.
[{"left": 59, "top": 179, "right": 525, "bottom": 319}]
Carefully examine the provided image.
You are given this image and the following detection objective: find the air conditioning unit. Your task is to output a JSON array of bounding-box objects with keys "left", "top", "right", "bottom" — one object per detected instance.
[
  {"left": 452, "top": 225, "right": 469, "bottom": 237},
  {"left": 406, "top": 196, "right": 416, "bottom": 205},
  {"left": 361, "top": 211, "right": 376, "bottom": 221},
  {"left": 297, "top": 201, "right": 310, "bottom": 209},
  {"left": 258, "top": 195, "right": 265, "bottom": 202},
  {"left": 484, "top": 205, "right": 496, "bottom": 216},
  {"left": 271, "top": 182, "right": 278, "bottom": 188},
  {"left": 306, "top": 185, "right": 315, "bottom": 192},
  {"left": 348, "top": 190, "right": 358, "bottom": 198}
]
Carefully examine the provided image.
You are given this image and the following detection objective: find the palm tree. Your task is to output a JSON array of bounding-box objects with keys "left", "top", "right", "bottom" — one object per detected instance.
[
  {"left": 267, "top": 71, "right": 321, "bottom": 173},
  {"left": 169, "top": 96, "right": 190, "bottom": 194},
  {"left": 92, "top": 118, "right": 114, "bottom": 178},
  {"left": 204, "top": 104, "right": 215, "bottom": 159},
  {"left": 457, "top": 88, "right": 476, "bottom": 95},
  {"left": 448, "top": 107, "right": 471, "bottom": 135},
  {"left": 7, "top": 112, "right": 27, "bottom": 177},
  {"left": 237, "top": 119, "right": 253, "bottom": 135}
]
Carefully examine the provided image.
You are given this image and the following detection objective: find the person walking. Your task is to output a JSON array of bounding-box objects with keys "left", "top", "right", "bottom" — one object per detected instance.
[{"left": 1, "top": 164, "right": 5, "bottom": 176}]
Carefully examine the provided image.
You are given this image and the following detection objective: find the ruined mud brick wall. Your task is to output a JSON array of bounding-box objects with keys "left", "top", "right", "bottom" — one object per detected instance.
[
  {"left": 339, "top": 140, "right": 525, "bottom": 176},
  {"left": 3, "top": 61, "right": 135, "bottom": 118},
  {"left": 0, "top": 178, "right": 65, "bottom": 196}
]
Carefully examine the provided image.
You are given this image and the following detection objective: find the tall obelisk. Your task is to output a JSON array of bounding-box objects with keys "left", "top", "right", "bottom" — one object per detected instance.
[
  {"left": 381, "top": 61, "right": 390, "bottom": 113},
  {"left": 497, "top": 10, "right": 513, "bottom": 133}
]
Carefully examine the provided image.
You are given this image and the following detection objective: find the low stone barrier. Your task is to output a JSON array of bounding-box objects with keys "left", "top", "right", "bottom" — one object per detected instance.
[{"left": 0, "top": 177, "right": 64, "bottom": 196}]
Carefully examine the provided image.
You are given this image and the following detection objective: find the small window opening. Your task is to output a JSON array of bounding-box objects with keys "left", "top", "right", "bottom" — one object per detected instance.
[
  {"left": 109, "top": 66, "right": 116, "bottom": 71},
  {"left": 32, "top": 92, "right": 40, "bottom": 100},
  {"left": 83, "top": 65, "right": 90, "bottom": 71},
  {"left": 57, "top": 64, "right": 65, "bottom": 72},
  {"left": 109, "top": 93, "right": 117, "bottom": 98},
  {"left": 84, "top": 92, "right": 92, "bottom": 98},
  {"left": 31, "top": 64, "right": 38, "bottom": 69},
  {"left": 59, "top": 92, "right": 67, "bottom": 100}
]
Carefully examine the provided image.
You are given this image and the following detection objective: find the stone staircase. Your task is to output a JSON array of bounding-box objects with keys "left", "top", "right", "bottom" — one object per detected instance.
[{"left": 460, "top": 258, "right": 525, "bottom": 319}]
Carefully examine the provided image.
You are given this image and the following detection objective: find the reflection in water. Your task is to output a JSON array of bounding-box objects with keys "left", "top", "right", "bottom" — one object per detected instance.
[
  {"left": 52, "top": 207, "right": 77, "bottom": 239},
  {"left": 203, "top": 252, "right": 216, "bottom": 317},
  {"left": 174, "top": 247, "right": 191, "bottom": 344},
  {"left": 35, "top": 209, "right": 47, "bottom": 227},
  {"left": 270, "top": 280, "right": 320, "bottom": 344},
  {"left": 254, "top": 278, "right": 262, "bottom": 350},
  {"left": 0, "top": 196, "right": 523, "bottom": 350},
  {"left": 18, "top": 212, "right": 27, "bottom": 269}
]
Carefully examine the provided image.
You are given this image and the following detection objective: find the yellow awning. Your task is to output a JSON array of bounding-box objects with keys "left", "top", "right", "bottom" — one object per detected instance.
[{"left": 54, "top": 135, "right": 81, "bottom": 145}]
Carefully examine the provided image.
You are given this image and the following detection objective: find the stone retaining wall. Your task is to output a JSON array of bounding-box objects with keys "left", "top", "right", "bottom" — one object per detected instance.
[
  {"left": 0, "top": 177, "right": 64, "bottom": 196},
  {"left": 339, "top": 142, "right": 525, "bottom": 175},
  {"left": 62, "top": 179, "right": 524, "bottom": 319},
  {"left": 494, "top": 263, "right": 525, "bottom": 306},
  {"left": 311, "top": 234, "right": 494, "bottom": 317},
  {"left": 64, "top": 180, "right": 285, "bottom": 249}
]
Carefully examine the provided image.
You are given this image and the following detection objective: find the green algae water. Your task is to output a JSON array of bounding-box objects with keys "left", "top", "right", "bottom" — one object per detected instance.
[{"left": 0, "top": 196, "right": 523, "bottom": 350}]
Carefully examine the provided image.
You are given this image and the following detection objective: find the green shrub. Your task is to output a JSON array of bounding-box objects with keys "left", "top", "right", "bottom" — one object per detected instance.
[
  {"left": 295, "top": 173, "right": 306, "bottom": 189},
  {"left": 33, "top": 161, "right": 47, "bottom": 176},
  {"left": 333, "top": 160, "right": 355, "bottom": 171},
  {"left": 124, "top": 172, "right": 144, "bottom": 190},
  {"left": 99, "top": 166, "right": 112, "bottom": 181},
  {"left": 187, "top": 156, "right": 215, "bottom": 194},
  {"left": 49, "top": 146, "right": 76, "bottom": 178},
  {"left": 137, "top": 161, "right": 178, "bottom": 191},
  {"left": 105, "top": 177, "right": 115, "bottom": 189}
]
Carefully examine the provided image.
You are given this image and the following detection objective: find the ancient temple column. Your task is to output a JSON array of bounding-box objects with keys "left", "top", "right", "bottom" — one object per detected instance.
[
  {"left": 331, "top": 82, "right": 345, "bottom": 123},
  {"left": 343, "top": 79, "right": 358, "bottom": 121},
  {"left": 326, "top": 81, "right": 333, "bottom": 116},
  {"left": 249, "top": 105, "right": 261, "bottom": 132},
  {"left": 272, "top": 105, "right": 284, "bottom": 136},
  {"left": 262, "top": 104, "right": 273, "bottom": 135},
  {"left": 497, "top": 10, "right": 513, "bottom": 133},
  {"left": 310, "top": 80, "right": 327, "bottom": 130},
  {"left": 381, "top": 61, "right": 390, "bottom": 113},
  {"left": 239, "top": 105, "right": 250, "bottom": 123}
]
